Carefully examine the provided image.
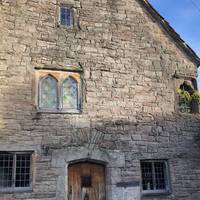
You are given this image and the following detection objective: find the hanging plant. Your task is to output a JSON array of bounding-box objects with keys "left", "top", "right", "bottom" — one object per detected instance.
[
  {"left": 191, "top": 91, "right": 200, "bottom": 104},
  {"left": 176, "top": 87, "right": 200, "bottom": 113},
  {"left": 176, "top": 88, "right": 192, "bottom": 102}
]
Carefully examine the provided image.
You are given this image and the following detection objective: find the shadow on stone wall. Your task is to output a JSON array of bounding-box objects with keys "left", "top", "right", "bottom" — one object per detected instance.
[{"left": 34, "top": 113, "right": 200, "bottom": 161}]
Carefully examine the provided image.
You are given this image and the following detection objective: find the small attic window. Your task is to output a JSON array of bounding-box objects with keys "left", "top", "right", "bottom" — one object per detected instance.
[
  {"left": 177, "top": 80, "right": 200, "bottom": 113},
  {"left": 59, "top": 6, "right": 73, "bottom": 27}
]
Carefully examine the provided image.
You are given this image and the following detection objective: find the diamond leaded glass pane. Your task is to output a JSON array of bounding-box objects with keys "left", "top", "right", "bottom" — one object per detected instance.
[
  {"left": 62, "top": 77, "right": 78, "bottom": 110},
  {"left": 40, "top": 76, "right": 58, "bottom": 109}
]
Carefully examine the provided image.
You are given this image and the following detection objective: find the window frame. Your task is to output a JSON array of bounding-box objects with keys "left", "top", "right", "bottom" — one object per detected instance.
[
  {"left": 140, "top": 160, "right": 171, "bottom": 196},
  {"left": 61, "top": 76, "right": 79, "bottom": 112},
  {"left": 38, "top": 75, "right": 59, "bottom": 112},
  {"left": 58, "top": 5, "right": 74, "bottom": 28},
  {"left": 0, "top": 151, "right": 33, "bottom": 193},
  {"left": 36, "top": 70, "right": 82, "bottom": 114}
]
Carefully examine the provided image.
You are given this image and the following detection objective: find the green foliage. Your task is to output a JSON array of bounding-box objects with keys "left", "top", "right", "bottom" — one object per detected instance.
[
  {"left": 176, "top": 88, "right": 192, "bottom": 102},
  {"left": 176, "top": 87, "right": 200, "bottom": 113},
  {"left": 191, "top": 91, "right": 200, "bottom": 104},
  {"left": 177, "top": 88, "right": 200, "bottom": 103}
]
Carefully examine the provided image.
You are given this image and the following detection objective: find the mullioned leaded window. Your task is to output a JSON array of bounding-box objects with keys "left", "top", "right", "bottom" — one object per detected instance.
[
  {"left": 36, "top": 70, "right": 81, "bottom": 113},
  {"left": 141, "top": 160, "right": 170, "bottom": 194},
  {"left": 0, "top": 152, "right": 32, "bottom": 191}
]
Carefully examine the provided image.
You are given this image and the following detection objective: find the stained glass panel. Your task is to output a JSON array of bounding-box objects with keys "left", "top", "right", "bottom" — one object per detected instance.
[
  {"left": 62, "top": 77, "right": 78, "bottom": 110},
  {"left": 40, "top": 76, "right": 58, "bottom": 109}
]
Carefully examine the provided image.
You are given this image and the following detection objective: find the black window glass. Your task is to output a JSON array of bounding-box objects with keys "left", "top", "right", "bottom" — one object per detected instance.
[
  {"left": 0, "top": 152, "right": 31, "bottom": 190},
  {"left": 15, "top": 154, "right": 31, "bottom": 188},
  {"left": 0, "top": 153, "right": 13, "bottom": 188},
  {"left": 141, "top": 160, "right": 169, "bottom": 192}
]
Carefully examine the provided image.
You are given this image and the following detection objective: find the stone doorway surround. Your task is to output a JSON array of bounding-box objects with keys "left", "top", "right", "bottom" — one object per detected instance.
[{"left": 51, "top": 147, "right": 141, "bottom": 200}]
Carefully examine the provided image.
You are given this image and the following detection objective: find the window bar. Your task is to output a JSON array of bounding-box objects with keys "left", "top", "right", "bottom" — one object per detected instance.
[
  {"left": 76, "top": 82, "right": 79, "bottom": 110},
  {"left": 12, "top": 153, "right": 16, "bottom": 189},
  {"left": 29, "top": 153, "right": 33, "bottom": 188},
  {"left": 164, "top": 161, "right": 169, "bottom": 191},
  {"left": 38, "top": 77, "right": 42, "bottom": 110},
  {"left": 151, "top": 161, "right": 156, "bottom": 190},
  {"left": 57, "top": 80, "right": 61, "bottom": 111},
  {"left": 79, "top": 77, "right": 82, "bottom": 111}
]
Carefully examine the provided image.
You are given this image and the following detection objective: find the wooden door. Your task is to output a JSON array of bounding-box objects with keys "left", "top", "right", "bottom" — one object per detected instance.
[{"left": 68, "top": 162, "right": 106, "bottom": 200}]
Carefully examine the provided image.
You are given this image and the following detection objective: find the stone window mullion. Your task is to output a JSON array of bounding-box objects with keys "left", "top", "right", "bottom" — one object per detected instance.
[
  {"left": 58, "top": 78, "right": 62, "bottom": 111},
  {"left": 12, "top": 153, "right": 16, "bottom": 189},
  {"left": 36, "top": 70, "right": 82, "bottom": 113},
  {"left": 152, "top": 161, "right": 156, "bottom": 190}
]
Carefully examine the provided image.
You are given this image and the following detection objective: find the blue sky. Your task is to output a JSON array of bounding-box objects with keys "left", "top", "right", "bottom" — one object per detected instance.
[{"left": 149, "top": 0, "right": 200, "bottom": 89}]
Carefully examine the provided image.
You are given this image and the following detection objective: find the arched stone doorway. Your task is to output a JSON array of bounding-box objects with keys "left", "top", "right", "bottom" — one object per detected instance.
[
  {"left": 51, "top": 147, "right": 140, "bottom": 200},
  {"left": 68, "top": 161, "right": 106, "bottom": 200}
]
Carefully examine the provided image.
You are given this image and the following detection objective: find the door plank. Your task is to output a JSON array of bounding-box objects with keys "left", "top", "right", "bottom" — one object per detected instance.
[{"left": 68, "top": 162, "right": 106, "bottom": 200}]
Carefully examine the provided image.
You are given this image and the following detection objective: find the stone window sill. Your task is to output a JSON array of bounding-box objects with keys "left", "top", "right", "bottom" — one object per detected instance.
[
  {"left": 177, "top": 111, "right": 200, "bottom": 118},
  {"left": 0, "top": 187, "right": 32, "bottom": 194},
  {"left": 142, "top": 190, "right": 171, "bottom": 197},
  {"left": 56, "top": 23, "right": 79, "bottom": 32},
  {"left": 36, "top": 109, "right": 81, "bottom": 114}
]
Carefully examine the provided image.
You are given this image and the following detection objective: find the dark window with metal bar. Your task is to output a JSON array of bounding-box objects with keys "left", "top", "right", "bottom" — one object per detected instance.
[
  {"left": 141, "top": 160, "right": 170, "bottom": 193},
  {"left": 60, "top": 6, "right": 73, "bottom": 27},
  {"left": 0, "top": 152, "right": 32, "bottom": 191}
]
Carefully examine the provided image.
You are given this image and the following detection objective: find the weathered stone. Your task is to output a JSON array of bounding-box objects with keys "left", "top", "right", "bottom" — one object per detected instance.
[{"left": 0, "top": 0, "right": 199, "bottom": 199}]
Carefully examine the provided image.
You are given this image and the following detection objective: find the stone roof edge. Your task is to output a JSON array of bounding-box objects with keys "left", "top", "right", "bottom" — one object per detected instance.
[{"left": 140, "top": 0, "right": 200, "bottom": 66}]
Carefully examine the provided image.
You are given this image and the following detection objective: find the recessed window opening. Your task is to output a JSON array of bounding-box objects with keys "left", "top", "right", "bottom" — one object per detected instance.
[
  {"left": 177, "top": 80, "right": 200, "bottom": 113},
  {"left": 141, "top": 160, "right": 170, "bottom": 194},
  {"left": 37, "top": 70, "right": 81, "bottom": 113},
  {"left": 0, "top": 152, "right": 32, "bottom": 191},
  {"left": 60, "top": 6, "right": 73, "bottom": 27}
]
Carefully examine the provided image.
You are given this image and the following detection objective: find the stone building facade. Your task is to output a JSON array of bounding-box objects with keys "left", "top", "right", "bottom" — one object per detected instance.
[{"left": 0, "top": 0, "right": 200, "bottom": 200}]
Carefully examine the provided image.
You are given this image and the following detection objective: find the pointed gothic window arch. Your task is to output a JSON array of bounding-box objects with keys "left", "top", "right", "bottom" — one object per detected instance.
[
  {"left": 62, "top": 76, "right": 79, "bottom": 110},
  {"left": 36, "top": 70, "right": 81, "bottom": 113},
  {"left": 39, "top": 75, "right": 58, "bottom": 110}
]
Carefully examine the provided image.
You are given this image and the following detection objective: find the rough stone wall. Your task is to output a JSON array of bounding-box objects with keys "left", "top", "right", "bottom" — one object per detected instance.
[{"left": 0, "top": 0, "right": 200, "bottom": 200}]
